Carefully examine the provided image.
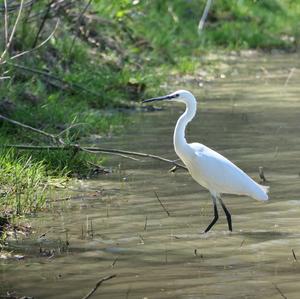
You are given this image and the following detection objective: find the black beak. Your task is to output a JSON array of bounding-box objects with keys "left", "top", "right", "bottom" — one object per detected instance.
[{"left": 142, "top": 94, "right": 175, "bottom": 103}]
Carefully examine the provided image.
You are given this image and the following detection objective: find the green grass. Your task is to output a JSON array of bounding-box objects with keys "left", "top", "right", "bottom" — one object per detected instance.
[
  {"left": 93, "top": 0, "right": 300, "bottom": 53},
  {"left": 200, "top": 0, "right": 300, "bottom": 49},
  {"left": 0, "top": 149, "right": 68, "bottom": 216},
  {"left": 1, "top": 0, "right": 300, "bottom": 218}
]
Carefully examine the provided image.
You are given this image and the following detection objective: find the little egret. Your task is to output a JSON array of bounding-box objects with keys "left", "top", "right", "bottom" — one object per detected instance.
[{"left": 143, "top": 90, "right": 269, "bottom": 233}]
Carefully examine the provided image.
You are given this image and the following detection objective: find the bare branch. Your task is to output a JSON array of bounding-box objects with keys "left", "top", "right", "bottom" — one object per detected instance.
[
  {"left": 2, "top": 143, "right": 187, "bottom": 169},
  {"left": 82, "top": 146, "right": 187, "bottom": 169},
  {"left": 0, "top": 114, "right": 57, "bottom": 142},
  {"left": 0, "top": 114, "right": 187, "bottom": 169},
  {"left": 198, "top": 0, "right": 213, "bottom": 32},
  {"left": 0, "top": 0, "right": 36, "bottom": 12},
  {"left": 3, "top": 18, "right": 60, "bottom": 63},
  {"left": 81, "top": 147, "right": 141, "bottom": 161},
  {"left": 272, "top": 283, "right": 287, "bottom": 299},
  {"left": 68, "top": 0, "right": 93, "bottom": 59},
  {"left": 56, "top": 122, "right": 87, "bottom": 137},
  {"left": 0, "top": 0, "right": 25, "bottom": 64},
  {"left": 81, "top": 274, "right": 116, "bottom": 299},
  {"left": 0, "top": 76, "right": 11, "bottom": 80},
  {"left": 4, "top": 0, "right": 8, "bottom": 45},
  {"left": 284, "top": 67, "right": 296, "bottom": 87},
  {"left": 32, "top": 0, "right": 54, "bottom": 48},
  {"left": 154, "top": 191, "right": 170, "bottom": 216}
]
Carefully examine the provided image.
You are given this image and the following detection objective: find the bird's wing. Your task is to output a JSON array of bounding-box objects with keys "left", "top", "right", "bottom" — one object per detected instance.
[{"left": 189, "top": 143, "right": 268, "bottom": 200}]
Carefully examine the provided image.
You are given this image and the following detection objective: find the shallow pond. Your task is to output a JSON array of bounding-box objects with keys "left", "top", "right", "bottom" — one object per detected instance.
[{"left": 1, "top": 53, "right": 300, "bottom": 298}]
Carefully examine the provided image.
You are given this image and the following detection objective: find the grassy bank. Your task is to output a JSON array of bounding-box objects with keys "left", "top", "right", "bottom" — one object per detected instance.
[
  {"left": 0, "top": 149, "right": 68, "bottom": 215},
  {"left": 1, "top": 0, "right": 300, "bottom": 217}
]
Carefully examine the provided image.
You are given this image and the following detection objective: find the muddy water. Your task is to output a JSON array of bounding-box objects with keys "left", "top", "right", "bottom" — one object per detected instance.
[{"left": 2, "top": 54, "right": 300, "bottom": 298}]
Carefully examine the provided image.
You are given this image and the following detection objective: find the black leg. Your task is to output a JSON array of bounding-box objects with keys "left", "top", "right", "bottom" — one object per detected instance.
[
  {"left": 218, "top": 197, "right": 232, "bottom": 232},
  {"left": 204, "top": 195, "right": 219, "bottom": 233}
]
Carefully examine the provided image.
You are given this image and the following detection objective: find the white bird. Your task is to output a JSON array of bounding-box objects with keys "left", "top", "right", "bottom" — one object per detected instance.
[{"left": 143, "top": 90, "right": 269, "bottom": 233}]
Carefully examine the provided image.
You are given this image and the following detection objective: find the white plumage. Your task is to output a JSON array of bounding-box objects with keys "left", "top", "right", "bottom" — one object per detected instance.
[
  {"left": 143, "top": 90, "right": 269, "bottom": 232},
  {"left": 183, "top": 143, "right": 269, "bottom": 201}
]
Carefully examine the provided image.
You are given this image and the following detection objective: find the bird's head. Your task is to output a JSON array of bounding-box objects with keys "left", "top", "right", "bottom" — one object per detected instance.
[{"left": 142, "top": 90, "right": 196, "bottom": 104}]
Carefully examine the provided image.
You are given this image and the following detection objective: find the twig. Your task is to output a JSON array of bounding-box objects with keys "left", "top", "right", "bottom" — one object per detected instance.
[
  {"left": 0, "top": 76, "right": 10, "bottom": 80},
  {"left": 284, "top": 68, "right": 295, "bottom": 87},
  {"left": 2, "top": 18, "right": 60, "bottom": 64},
  {"left": 22, "top": 0, "right": 35, "bottom": 25},
  {"left": 56, "top": 122, "right": 87, "bottom": 137},
  {"left": 32, "top": 0, "right": 54, "bottom": 48},
  {"left": 292, "top": 248, "right": 297, "bottom": 261},
  {"left": 4, "top": 0, "right": 8, "bottom": 46},
  {"left": 198, "top": 0, "right": 213, "bottom": 32},
  {"left": 83, "top": 147, "right": 187, "bottom": 169},
  {"left": 258, "top": 166, "right": 267, "bottom": 183},
  {"left": 154, "top": 191, "right": 170, "bottom": 216},
  {"left": 138, "top": 234, "right": 145, "bottom": 244},
  {"left": 0, "top": 114, "right": 57, "bottom": 141},
  {"left": 0, "top": 0, "right": 24, "bottom": 64},
  {"left": 46, "top": 196, "right": 71, "bottom": 203},
  {"left": 38, "top": 227, "right": 52, "bottom": 238},
  {"left": 68, "top": 0, "right": 93, "bottom": 59},
  {"left": 272, "top": 283, "right": 287, "bottom": 299},
  {"left": 81, "top": 274, "right": 116, "bottom": 299},
  {"left": 82, "top": 147, "right": 141, "bottom": 161},
  {"left": 2, "top": 143, "right": 187, "bottom": 169},
  {"left": 0, "top": 114, "right": 187, "bottom": 169},
  {"left": 111, "top": 257, "right": 118, "bottom": 268},
  {"left": 0, "top": 0, "right": 36, "bottom": 12}
]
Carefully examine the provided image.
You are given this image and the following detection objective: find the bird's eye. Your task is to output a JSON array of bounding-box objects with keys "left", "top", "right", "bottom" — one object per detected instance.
[{"left": 174, "top": 94, "right": 179, "bottom": 98}]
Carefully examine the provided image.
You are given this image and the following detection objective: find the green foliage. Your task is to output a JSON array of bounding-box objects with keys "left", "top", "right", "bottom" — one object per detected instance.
[
  {"left": 202, "top": 0, "right": 299, "bottom": 49},
  {"left": 1, "top": 0, "right": 300, "bottom": 218},
  {"left": 94, "top": 0, "right": 299, "bottom": 52}
]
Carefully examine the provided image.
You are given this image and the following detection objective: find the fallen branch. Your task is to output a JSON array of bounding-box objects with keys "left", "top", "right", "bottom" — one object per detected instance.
[
  {"left": 2, "top": 143, "right": 187, "bottom": 169},
  {"left": 0, "top": 114, "right": 57, "bottom": 142},
  {"left": 82, "top": 146, "right": 187, "bottom": 169},
  {"left": 82, "top": 146, "right": 141, "bottom": 161},
  {"left": 0, "top": 114, "right": 187, "bottom": 170},
  {"left": 81, "top": 274, "right": 116, "bottom": 299}
]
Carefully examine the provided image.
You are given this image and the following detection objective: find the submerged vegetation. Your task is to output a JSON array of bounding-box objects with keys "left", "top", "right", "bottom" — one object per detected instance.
[{"left": 0, "top": 0, "right": 300, "bottom": 216}]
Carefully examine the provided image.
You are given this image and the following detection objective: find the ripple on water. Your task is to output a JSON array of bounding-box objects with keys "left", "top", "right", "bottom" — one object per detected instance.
[{"left": 3, "top": 54, "right": 300, "bottom": 299}]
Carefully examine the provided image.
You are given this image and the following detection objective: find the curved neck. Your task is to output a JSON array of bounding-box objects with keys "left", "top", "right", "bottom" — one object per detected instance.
[{"left": 173, "top": 98, "right": 197, "bottom": 154}]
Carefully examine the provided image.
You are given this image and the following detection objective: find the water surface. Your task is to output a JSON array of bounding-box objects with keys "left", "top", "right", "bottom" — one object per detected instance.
[{"left": 1, "top": 54, "right": 300, "bottom": 298}]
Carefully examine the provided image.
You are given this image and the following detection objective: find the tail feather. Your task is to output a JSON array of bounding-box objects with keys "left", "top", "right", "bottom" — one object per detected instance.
[
  {"left": 260, "top": 184, "right": 269, "bottom": 194},
  {"left": 253, "top": 184, "right": 269, "bottom": 201}
]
